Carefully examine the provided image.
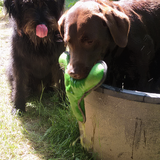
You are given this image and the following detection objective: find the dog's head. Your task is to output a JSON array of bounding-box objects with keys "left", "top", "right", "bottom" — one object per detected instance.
[
  {"left": 4, "top": 0, "right": 64, "bottom": 45},
  {"left": 58, "top": 0, "right": 130, "bottom": 79}
]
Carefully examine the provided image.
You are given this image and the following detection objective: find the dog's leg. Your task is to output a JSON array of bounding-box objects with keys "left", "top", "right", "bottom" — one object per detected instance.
[{"left": 11, "top": 65, "right": 28, "bottom": 114}]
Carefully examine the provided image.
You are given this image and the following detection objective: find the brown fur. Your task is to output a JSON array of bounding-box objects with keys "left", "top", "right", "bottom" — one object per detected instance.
[{"left": 58, "top": 0, "right": 160, "bottom": 93}]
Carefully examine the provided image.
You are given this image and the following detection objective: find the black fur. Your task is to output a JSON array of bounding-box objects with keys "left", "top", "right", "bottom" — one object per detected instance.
[{"left": 4, "top": 0, "right": 65, "bottom": 114}]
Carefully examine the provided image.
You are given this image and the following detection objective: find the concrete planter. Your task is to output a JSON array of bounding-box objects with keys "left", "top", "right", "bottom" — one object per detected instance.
[{"left": 79, "top": 84, "right": 160, "bottom": 160}]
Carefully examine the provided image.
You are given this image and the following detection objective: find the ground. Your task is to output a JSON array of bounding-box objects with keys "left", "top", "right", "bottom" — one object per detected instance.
[
  {"left": 0, "top": 8, "right": 93, "bottom": 159},
  {"left": 0, "top": 15, "right": 52, "bottom": 160}
]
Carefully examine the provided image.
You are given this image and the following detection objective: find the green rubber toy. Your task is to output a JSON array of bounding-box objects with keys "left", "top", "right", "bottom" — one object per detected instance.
[{"left": 59, "top": 51, "right": 107, "bottom": 123}]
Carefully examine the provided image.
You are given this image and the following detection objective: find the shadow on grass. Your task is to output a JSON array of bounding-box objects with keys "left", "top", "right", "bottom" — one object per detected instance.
[
  {"left": 18, "top": 91, "right": 95, "bottom": 160},
  {"left": 0, "top": 3, "right": 95, "bottom": 159}
]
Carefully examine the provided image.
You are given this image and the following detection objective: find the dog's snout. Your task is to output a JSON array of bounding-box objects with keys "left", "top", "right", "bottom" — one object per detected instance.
[
  {"left": 67, "top": 64, "right": 90, "bottom": 80},
  {"left": 68, "top": 69, "right": 81, "bottom": 79}
]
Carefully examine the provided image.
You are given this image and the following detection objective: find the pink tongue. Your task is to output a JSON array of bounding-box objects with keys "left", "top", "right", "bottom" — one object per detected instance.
[{"left": 36, "top": 24, "right": 48, "bottom": 38}]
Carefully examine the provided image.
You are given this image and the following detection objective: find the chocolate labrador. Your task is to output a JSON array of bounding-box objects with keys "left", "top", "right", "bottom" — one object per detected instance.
[{"left": 58, "top": 0, "right": 160, "bottom": 92}]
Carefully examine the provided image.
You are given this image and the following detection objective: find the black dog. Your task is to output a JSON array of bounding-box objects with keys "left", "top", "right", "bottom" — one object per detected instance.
[{"left": 4, "top": 0, "right": 65, "bottom": 114}]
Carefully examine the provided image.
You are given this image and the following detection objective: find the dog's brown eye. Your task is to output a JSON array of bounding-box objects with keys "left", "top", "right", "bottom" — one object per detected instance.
[
  {"left": 81, "top": 36, "right": 87, "bottom": 42},
  {"left": 87, "top": 40, "right": 93, "bottom": 44},
  {"left": 81, "top": 36, "right": 93, "bottom": 44}
]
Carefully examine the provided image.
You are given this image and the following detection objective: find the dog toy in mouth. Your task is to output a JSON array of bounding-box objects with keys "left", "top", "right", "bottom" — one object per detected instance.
[
  {"left": 59, "top": 51, "right": 107, "bottom": 123},
  {"left": 36, "top": 24, "right": 48, "bottom": 38}
]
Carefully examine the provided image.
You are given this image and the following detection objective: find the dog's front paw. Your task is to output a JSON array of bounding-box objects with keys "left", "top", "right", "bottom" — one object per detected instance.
[{"left": 11, "top": 107, "right": 26, "bottom": 116}]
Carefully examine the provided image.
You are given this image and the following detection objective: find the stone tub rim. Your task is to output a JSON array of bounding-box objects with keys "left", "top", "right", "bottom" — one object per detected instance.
[{"left": 95, "top": 84, "right": 160, "bottom": 104}]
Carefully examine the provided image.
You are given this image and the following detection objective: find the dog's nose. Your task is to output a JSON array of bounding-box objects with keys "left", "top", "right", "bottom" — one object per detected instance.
[
  {"left": 67, "top": 63, "right": 90, "bottom": 79},
  {"left": 68, "top": 69, "right": 82, "bottom": 79}
]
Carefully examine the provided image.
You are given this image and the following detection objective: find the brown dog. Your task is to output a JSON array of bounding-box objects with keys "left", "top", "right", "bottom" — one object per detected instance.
[{"left": 58, "top": 0, "right": 160, "bottom": 92}]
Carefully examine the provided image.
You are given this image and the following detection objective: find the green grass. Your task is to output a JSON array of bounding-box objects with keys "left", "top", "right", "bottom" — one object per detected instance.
[
  {"left": 0, "top": 0, "right": 3, "bottom": 12},
  {"left": 65, "top": 0, "right": 78, "bottom": 9},
  {"left": 0, "top": 0, "right": 3, "bottom": 6},
  {"left": 0, "top": 1, "right": 95, "bottom": 159}
]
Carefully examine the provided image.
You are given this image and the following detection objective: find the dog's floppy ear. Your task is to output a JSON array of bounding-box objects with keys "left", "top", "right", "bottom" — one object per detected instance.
[{"left": 99, "top": 4, "right": 130, "bottom": 48}]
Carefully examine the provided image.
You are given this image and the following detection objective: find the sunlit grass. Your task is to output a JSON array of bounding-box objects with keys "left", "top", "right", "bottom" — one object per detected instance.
[
  {"left": 0, "top": 2, "right": 95, "bottom": 159},
  {"left": 65, "top": 0, "right": 77, "bottom": 9}
]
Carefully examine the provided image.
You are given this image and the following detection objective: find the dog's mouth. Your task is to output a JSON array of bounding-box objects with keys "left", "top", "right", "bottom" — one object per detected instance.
[
  {"left": 67, "top": 63, "right": 91, "bottom": 80},
  {"left": 68, "top": 70, "right": 90, "bottom": 80},
  {"left": 36, "top": 24, "right": 48, "bottom": 38},
  {"left": 67, "top": 59, "right": 101, "bottom": 80}
]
